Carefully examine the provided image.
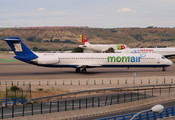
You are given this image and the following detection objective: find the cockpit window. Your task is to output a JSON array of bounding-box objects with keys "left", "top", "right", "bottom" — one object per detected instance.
[{"left": 161, "top": 56, "right": 165, "bottom": 59}]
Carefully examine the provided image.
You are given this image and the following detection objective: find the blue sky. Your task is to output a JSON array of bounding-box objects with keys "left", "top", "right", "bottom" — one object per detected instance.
[{"left": 0, "top": 0, "right": 175, "bottom": 28}]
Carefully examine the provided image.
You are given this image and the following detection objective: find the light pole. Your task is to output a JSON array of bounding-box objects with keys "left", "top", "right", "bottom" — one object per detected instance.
[
  {"left": 130, "top": 104, "right": 164, "bottom": 120},
  {"left": 28, "top": 83, "right": 32, "bottom": 99}
]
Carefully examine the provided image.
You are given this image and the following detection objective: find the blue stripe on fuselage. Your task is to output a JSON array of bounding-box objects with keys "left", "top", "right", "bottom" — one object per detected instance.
[
  {"left": 102, "top": 64, "right": 170, "bottom": 67},
  {"left": 27, "top": 63, "right": 170, "bottom": 68}
]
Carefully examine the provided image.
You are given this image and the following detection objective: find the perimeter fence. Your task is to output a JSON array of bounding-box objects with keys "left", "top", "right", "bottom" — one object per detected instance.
[
  {"left": 0, "top": 84, "right": 175, "bottom": 119},
  {"left": 0, "top": 77, "right": 174, "bottom": 86}
]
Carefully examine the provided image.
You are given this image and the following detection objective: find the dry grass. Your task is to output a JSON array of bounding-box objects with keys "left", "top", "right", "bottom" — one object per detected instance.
[
  {"left": 31, "top": 88, "right": 72, "bottom": 102},
  {"left": 0, "top": 91, "right": 6, "bottom": 99},
  {"left": 32, "top": 88, "right": 70, "bottom": 98},
  {"left": 0, "top": 88, "right": 70, "bottom": 102},
  {"left": 169, "top": 58, "right": 175, "bottom": 61}
]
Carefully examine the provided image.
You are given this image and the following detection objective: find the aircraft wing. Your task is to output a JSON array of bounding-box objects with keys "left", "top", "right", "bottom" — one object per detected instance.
[
  {"left": 77, "top": 63, "right": 102, "bottom": 68},
  {"left": 79, "top": 45, "right": 87, "bottom": 48},
  {"left": 164, "top": 54, "right": 175, "bottom": 58}
]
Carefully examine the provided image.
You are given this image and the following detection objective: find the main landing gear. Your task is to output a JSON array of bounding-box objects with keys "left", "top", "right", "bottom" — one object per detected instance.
[
  {"left": 75, "top": 68, "right": 87, "bottom": 73},
  {"left": 162, "top": 67, "right": 166, "bottom": 71}
]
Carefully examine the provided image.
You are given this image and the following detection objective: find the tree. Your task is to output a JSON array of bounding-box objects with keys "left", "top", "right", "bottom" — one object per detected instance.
[
  {"left": 53, "top": 39, "right": 60, "bottom": 42},
  {"left": 27, "top": 37, "right": 35, "bottom": 42},
  {"left": 33, "top": 47, "right": 38, "bottom": 51},
  {"left": 10, "top": 85, "right": 20, "bottom": 92},
  {"left": 72, "top": 47, "right": 84, "bottom": 53}
]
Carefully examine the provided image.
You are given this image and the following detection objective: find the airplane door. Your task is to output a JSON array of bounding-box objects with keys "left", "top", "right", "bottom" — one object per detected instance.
[
  {"left": 58, "top": 57, "right": 60, "bottom": 63},
  {"left": 157, "top": 57, "right": 160, "bottom": 64}
]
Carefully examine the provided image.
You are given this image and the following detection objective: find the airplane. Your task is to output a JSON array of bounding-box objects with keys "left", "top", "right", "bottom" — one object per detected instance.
[
  {"left": 2, "top": 37, "right": 173, "bottom": 73},
  {"left": 79, "top": 35, "right": 175, "bottom": 58},
  {"left": 79, "top": 35, "right": 127, "bottom": 53},
  {"left": 116, "top": 47, "right": 175, "bottom": 58}
]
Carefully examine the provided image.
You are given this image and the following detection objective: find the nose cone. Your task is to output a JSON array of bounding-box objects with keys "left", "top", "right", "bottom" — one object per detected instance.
[{"left": 168, "top": 59, "right": 173, "bottom": 66}]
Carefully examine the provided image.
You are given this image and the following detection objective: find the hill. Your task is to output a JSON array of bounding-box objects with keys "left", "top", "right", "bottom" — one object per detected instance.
[{"left": 0, "top": 27, "right": 175, "bottom": 51}]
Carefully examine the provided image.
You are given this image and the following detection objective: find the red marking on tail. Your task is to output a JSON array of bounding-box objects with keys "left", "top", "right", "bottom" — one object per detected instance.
[{"left": 82, "top": 35, "right": 88, "bottom": 45}]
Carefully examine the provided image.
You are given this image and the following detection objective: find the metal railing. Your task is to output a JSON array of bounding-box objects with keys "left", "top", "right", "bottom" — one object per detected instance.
[
  {"left": 29, "top": 84, "right": 175, "bottom": 102},
  {"left": 0, "top": 86, "right": 175, "bottom": 119},
  {"left": 96, "top": 106, "right": 175, "bottom": 120}
]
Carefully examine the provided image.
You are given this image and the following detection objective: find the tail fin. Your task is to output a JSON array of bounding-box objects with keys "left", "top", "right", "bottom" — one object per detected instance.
[
  {"left": 80, "top": 35, "right": 89, "bottom": 45},
  {"left": 2, "top": 37, "right": 38, "bottom": 62}
]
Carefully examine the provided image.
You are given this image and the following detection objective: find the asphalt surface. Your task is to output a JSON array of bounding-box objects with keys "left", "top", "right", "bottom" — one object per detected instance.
[{"left": 0, "top": 57, "right": 175, "bottom": 80}]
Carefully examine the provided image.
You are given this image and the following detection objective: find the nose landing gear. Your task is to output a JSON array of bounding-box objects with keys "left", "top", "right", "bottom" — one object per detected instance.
[
  {"left": 162, "top": 67, "right": 166, "bottom": 71},
  {"left": 75, "top": 68, "right": 87, "bottom": 73}
]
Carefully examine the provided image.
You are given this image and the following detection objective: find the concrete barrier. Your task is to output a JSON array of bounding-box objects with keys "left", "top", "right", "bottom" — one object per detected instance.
[
  {"left": 100, "top": 107, "right": 108, "bottom": 114},
  {"left": 161, "top": 116, "right": 175, "bottom": 120},
  {"left": 145, "top": 99, "right": 152, "bottom": 105},
  {"left": 94, "top": 107, "right": 101, "bottom": 115},
  {"left": 85, "top": 108, "right": 94, "bottom": 116}
]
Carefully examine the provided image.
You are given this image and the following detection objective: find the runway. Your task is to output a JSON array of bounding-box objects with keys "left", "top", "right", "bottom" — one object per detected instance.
[{"left": 0, "top": 60, "right": 174, "bottom": 80}]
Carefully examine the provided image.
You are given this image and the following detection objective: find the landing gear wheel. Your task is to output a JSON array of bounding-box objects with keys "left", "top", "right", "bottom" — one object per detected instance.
[
  {"left": 162, "top": 67, "right": 166, "bottom": 71},
  {"left": 75, "top": 68, "right": 81, "bottom": 73},
  {"left": 82, "top": 68, "right": 87, "bottom": 73}
]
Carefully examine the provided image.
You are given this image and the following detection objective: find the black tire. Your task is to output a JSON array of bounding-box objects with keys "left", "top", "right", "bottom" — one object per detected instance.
[
  {"left": 82, "top": 68, "right": 87, "bottom": 73},
  {"left": 75, "top": 68, "right": 81, "bottom": 73}
]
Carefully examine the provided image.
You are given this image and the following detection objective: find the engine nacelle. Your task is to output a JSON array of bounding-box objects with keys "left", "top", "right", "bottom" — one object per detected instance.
[{"left": 31, "top": 56, "right": 59, "bottom": 65}]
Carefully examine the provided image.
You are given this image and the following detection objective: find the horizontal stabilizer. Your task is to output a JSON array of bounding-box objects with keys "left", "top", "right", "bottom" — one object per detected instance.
[{"left": 2, "top": 37, "right": 21, "bottom": 41}]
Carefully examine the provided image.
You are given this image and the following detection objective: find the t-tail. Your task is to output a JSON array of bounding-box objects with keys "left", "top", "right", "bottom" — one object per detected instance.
[
  {"left": 80, "top": 35, "right": 89, "bottom": 45},
  {"left": 2, "top": 37, "right": 38, "bottom": 62}
]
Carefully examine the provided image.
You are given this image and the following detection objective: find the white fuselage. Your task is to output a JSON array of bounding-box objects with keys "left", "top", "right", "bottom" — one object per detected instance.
[
  {"left": 79, "top": 44, "right": 127, "bottom": 52},
  {"left": 116, "top": 48, "right": 175, "bottom": 57},
  {"left": 31, "top": 53, "right": 172, "bottom": 68},
  {"left": 79, "top": 42, "right": 175, "bottom": 57}
]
